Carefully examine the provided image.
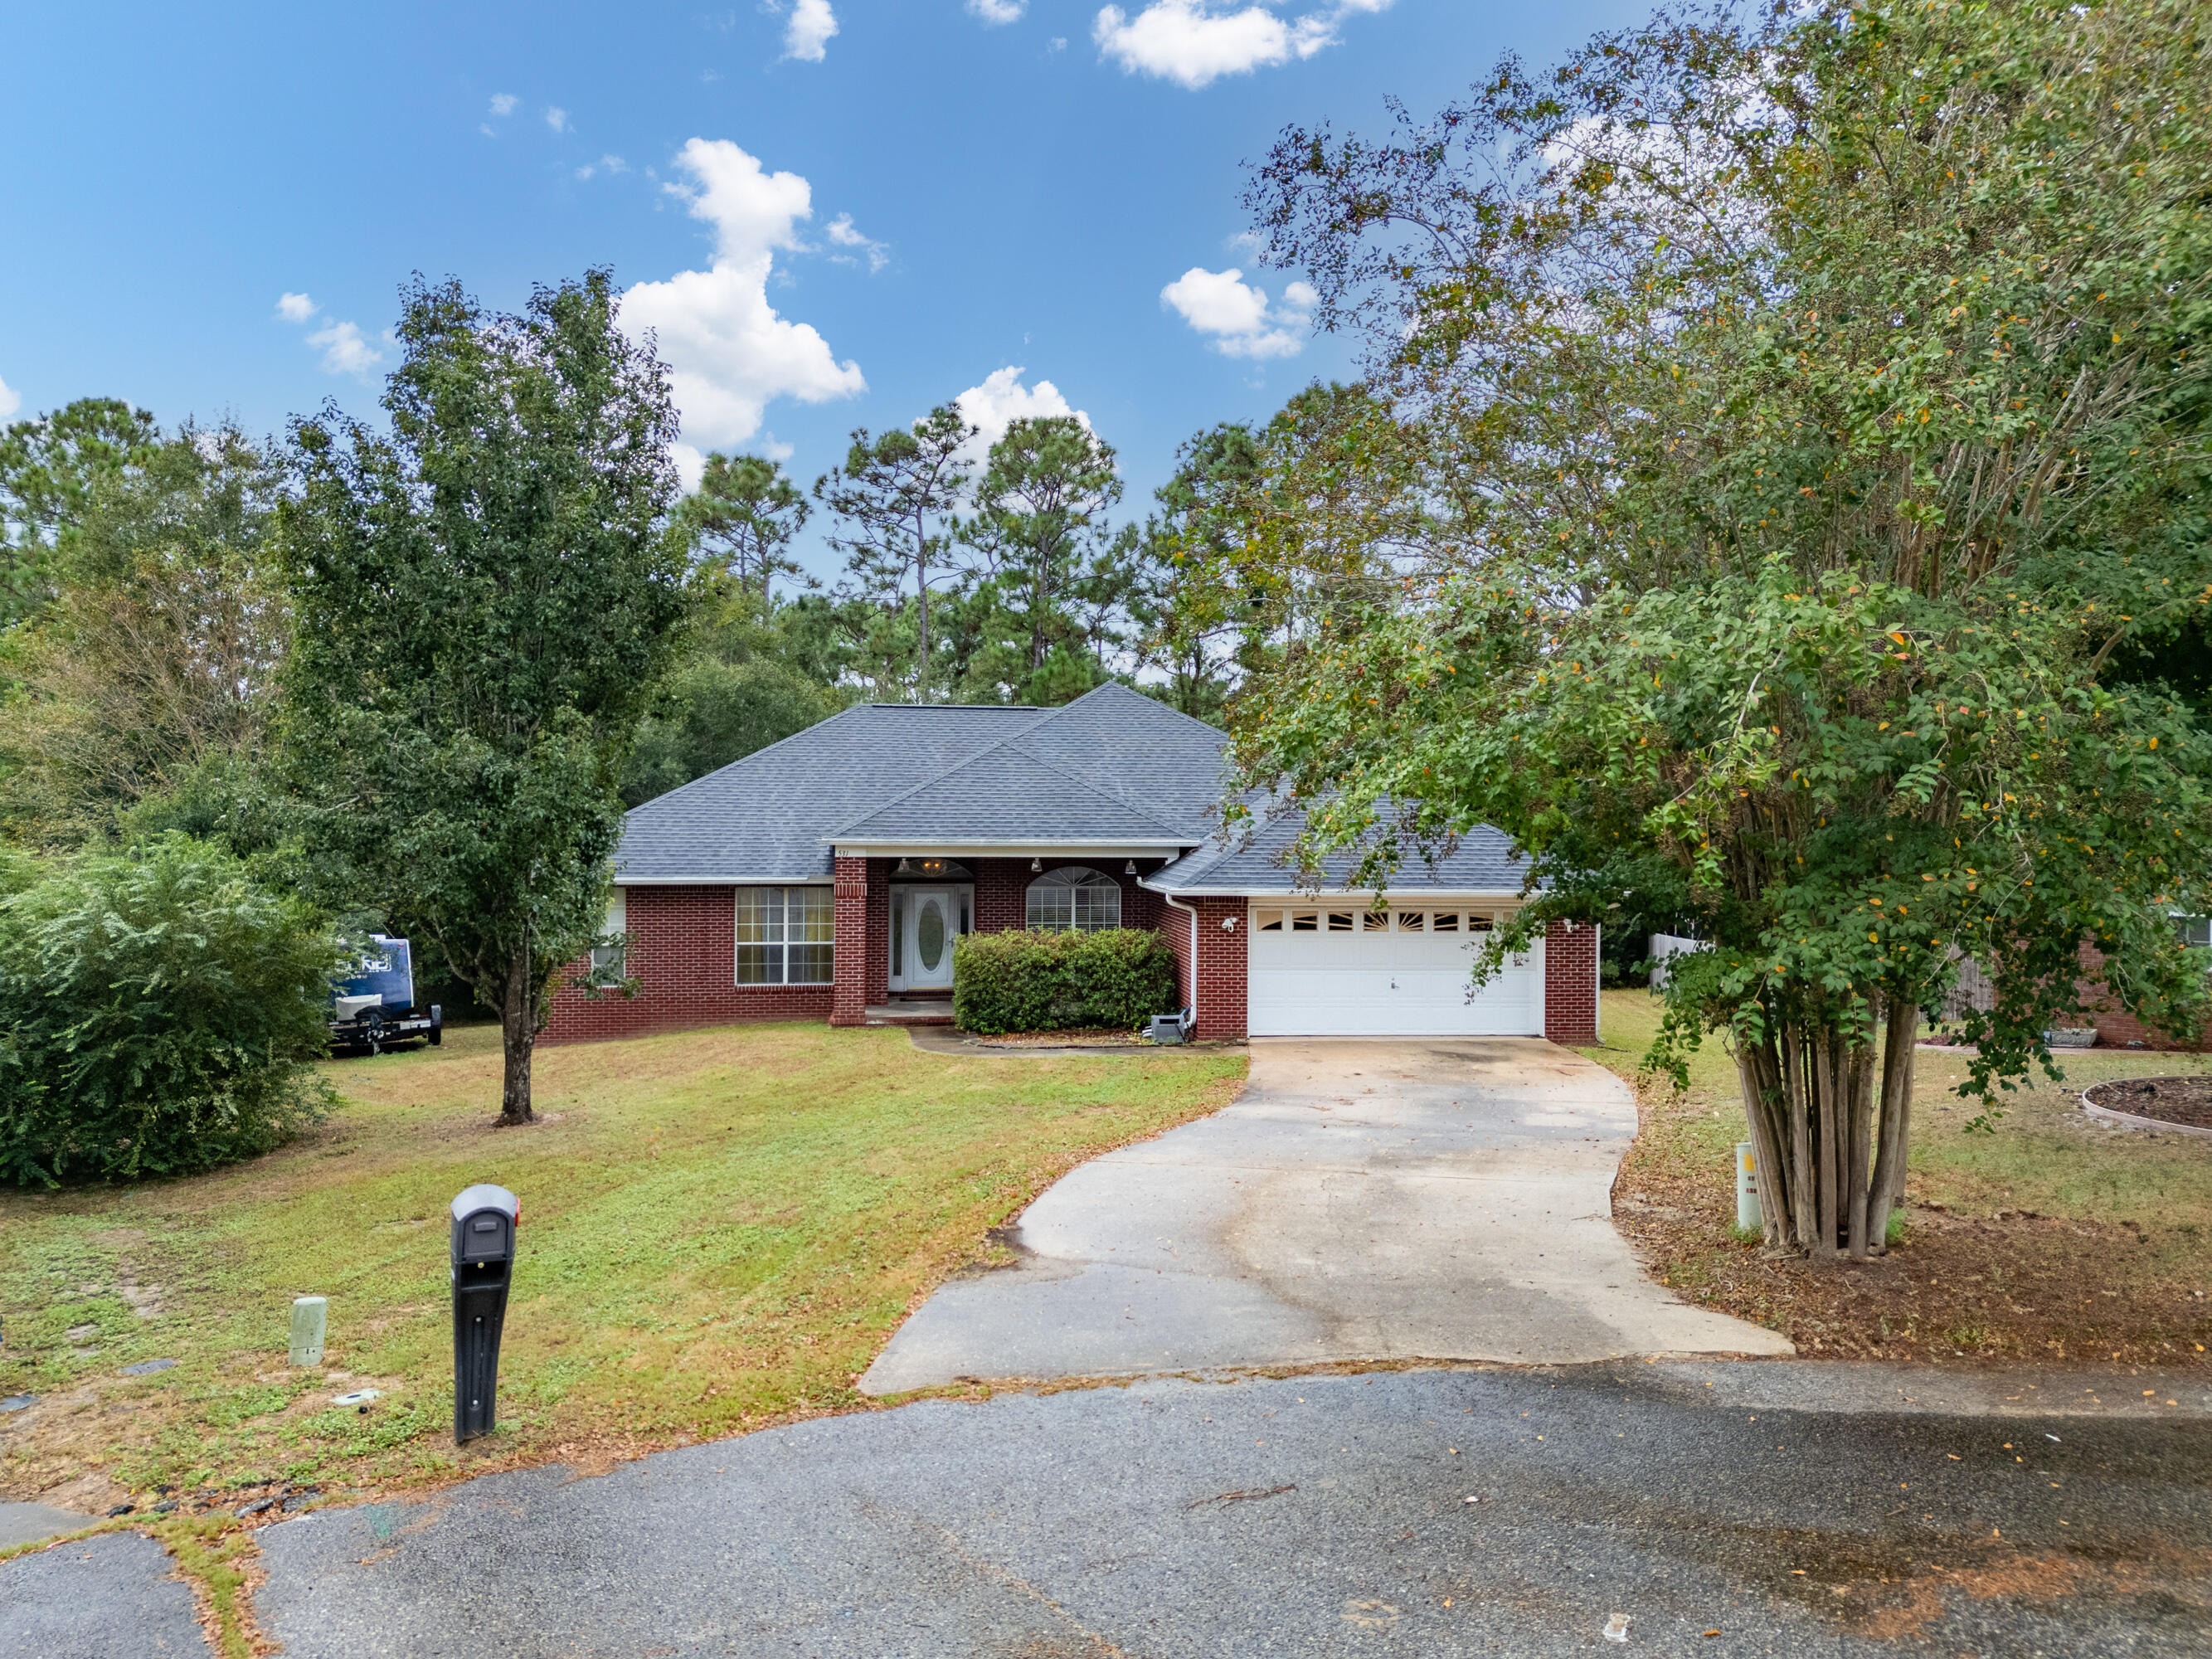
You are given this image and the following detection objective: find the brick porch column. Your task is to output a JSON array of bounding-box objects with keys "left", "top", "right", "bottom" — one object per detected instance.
[{"left": 831, "top": 854, "right": 870, "bottom": 1026}]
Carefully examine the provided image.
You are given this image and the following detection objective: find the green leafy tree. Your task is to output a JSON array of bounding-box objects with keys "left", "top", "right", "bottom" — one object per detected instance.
[
  {"left": 0, "top": 423, "right": 289, "bottom": 846},
  {"left": 678, "top": 452, "right": 811, "bottom": 599},
  {"left": 1231, "top": 0, "right": 2212, "bottom": 1259},
  {"left": 281, "top": 272, "right": 689, "bottom": 1126},
  {"left": 0, "top": 397, "right": 159, "bottom": 632},
  {"left": 816, "top": 406, "right": 975, "bottom": 702}
]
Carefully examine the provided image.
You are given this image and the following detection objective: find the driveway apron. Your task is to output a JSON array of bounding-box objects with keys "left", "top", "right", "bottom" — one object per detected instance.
[{"left": 861, "top": 1038, "right": 1791, "bottom": 1392}]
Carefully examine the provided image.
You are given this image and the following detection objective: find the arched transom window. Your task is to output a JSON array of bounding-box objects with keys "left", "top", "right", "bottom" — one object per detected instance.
[{"left": 1026, "top": 865, "right": 1121, "bottom": 932}]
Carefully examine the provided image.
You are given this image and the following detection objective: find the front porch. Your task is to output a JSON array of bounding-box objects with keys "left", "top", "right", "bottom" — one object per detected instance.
[{"left": 828, "top": 848, "right": 1176, "bottom": 1027}]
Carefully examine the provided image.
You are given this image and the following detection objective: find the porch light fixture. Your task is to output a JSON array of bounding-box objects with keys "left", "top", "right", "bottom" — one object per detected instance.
[
  {"left": 1124, "top": 860, "right": 1137, "bottom": 874},
  {"left": 1032, "top": 857, "right": 1043, "bottom": 872},
  {"left": 894, "top": 858, "right": 913, "bottom": 874}
]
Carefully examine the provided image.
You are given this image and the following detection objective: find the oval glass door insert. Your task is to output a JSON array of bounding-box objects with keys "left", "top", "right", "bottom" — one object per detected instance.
[{"left": 916, "top": 896, "right": 946, "bottom": 972}]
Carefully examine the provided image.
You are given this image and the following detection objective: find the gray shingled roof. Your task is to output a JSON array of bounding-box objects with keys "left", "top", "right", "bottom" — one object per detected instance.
[
  {"left": 1147, "top": 807, "right": 1534, "bottom": 896},
  {"left": 614, "top": 683, "right": 1229, "bottom": 882}
]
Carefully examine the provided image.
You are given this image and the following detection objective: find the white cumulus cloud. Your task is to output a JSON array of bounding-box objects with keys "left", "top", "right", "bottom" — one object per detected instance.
[
  {"left": 545, "top": 105, "right": 568, "bottom": 132},
  {"left": 489, "top": 92, "right": 518, "bottom": 116},
  {"left": 1159, "top": 266, "right": 1314, "bottom": 358},
  {"left": 969, "top": 0, "right": 1027, "bottom": 21},
  {"left": 784, "top": 0, "right": 838, "bottom": 61},
  {"left": 0, "top": 373, "right": 20, "bottom": 421},
  {"left": 308, "top": 321, "right": 387, "bottom": 378},
  {"left": 276, "top": 292, "right": 388, "bottom": 378},
  {"left": 955, "top": 367, "right": 1092, "bottom": 457},
  {"left": 824, "top": 213, "right": 889, "bottom": 273},
  {"left": 1093, "top": 0, "right": 1389, "bottom": 89},
  {"left": 622, "top": 138, "right": 866, "bottom": 454}
]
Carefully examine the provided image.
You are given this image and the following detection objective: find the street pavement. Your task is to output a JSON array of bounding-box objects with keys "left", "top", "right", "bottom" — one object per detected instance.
[
  {"left": 1, "top": 1530, "right": 203, "bottom": 1656},
  {"left": 12, "top": 1359, "right": 2204, "bottom": 1658},
  {"left": 863, "top": 1038, "right": 1790, "bottom": 1392}
]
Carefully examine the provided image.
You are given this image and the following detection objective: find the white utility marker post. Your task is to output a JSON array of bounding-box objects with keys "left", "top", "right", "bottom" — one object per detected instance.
[
  {"left": 290, "top": 1296, "right": 328, "bottom": 1367},
  {"left": 1734, "top": 1142, "right": 1762, "bottom": 1232}
]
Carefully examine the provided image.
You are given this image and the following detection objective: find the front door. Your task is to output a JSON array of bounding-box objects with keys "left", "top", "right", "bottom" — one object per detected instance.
[{"left": 892, "top": 886, "right": 965, "bottom": 993}]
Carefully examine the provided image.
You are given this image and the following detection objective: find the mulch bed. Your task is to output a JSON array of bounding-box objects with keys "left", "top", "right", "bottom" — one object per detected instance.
[
  {"left": 2083, "top": 1076, "right": 2212, "bottom": 1131},
  {"left": 1613, "top": 1086, "right": 2212, "bottom": 1366},
  {"left": 970, "top": 1029, "right": 1151, "bottom": 1048}
]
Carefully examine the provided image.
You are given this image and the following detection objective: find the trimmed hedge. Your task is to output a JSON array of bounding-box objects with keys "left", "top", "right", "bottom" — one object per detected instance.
[{"left": 952, "top": 927, "right": 1179, "bottom": 1036}]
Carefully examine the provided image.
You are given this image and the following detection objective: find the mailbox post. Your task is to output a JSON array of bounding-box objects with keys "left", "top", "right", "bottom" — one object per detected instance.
[{"left": 450, "top": 1184, "right": 518, "bottom": 1445}]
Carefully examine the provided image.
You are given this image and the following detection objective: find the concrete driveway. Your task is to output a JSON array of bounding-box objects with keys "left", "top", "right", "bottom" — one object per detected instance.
[{"left": 862, "top": 1038, "right": 1789, "bottom": 1393}]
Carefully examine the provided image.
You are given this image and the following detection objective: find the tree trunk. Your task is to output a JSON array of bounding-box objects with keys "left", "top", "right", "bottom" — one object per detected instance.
[
  {"left": 498, "top": 937, "right": 538, "bottom": 1126},
  {"left": 1866, "top": 995, "right": 1921, "bottom": 1253},
  {"left": 1740, "top": 995, "right": 1921, "bottom": 1263}
]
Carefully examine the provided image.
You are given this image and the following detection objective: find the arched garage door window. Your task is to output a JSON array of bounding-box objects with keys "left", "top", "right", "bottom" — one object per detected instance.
[{"left": 1026, "top": 866, "right": 1121, "bottom": 932}]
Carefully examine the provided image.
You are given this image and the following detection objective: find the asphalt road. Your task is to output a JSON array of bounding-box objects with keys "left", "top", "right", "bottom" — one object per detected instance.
[{"left": 14, "top": 1360, "right": 2204, "bottom": 1658}]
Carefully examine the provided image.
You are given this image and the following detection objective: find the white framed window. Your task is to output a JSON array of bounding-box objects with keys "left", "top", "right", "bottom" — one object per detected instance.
[
  {"left": 1397, "top": 912, "right": 1425, "bottom": 932},
  {"left": 1026, "top": 866, "right": 1121, "bottom": 932},
  {"left": 1256, "top": 909, "right": 1285, "bottom": 932},
  {"left": 736, "top": 887, "right": 835, "bottom": 985},
  {"left": 1361, "top": 911, "right": 1388, "bottom": 932},
  {"left": 589, "top": 890, "right": 628, "bottom": 983},
  {"left": 2179, "top": 915, "right": 2212, "bottom": 951}
]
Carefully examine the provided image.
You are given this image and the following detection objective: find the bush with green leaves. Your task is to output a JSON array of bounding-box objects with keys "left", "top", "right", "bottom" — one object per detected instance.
[
  {"left": 952, "top": 928, "right": 1179, "bottom": 1035},
  {"left": 0, "top": 834, "right": 340, "bottom": 1186}
]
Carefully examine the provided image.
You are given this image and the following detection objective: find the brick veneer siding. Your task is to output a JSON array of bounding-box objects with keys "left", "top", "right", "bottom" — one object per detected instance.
[
  {"left": 2077, "top": 940, "right": 2212, "bottom": 1052},
  {"left": 1542, "top": 919, "right": 1600, "bottom": 1047},
  {"left": 540, "top": 883, "right": 834, "bottom": 1044},
  {"left": 1158, "top": 894, "right": 1247, "bottom": 1041},
  {"left": 967, "top": 857, "right": 1164, "bottom": 935},
  {"left": 829, "top": 856, "right": 873, "bottom": 1026}
]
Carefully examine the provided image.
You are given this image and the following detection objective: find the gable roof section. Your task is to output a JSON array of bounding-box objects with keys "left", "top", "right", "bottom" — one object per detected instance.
[
  {"left": 1148, "top": 810, "right": 1534, "bottom": 896},
  {"left": 615, "top": 702, "right": 1048, "bottom": 881},
  {"left": 613, "top": 684, "right": 1231, "bottom": 882},
  {"left": 825, "top": 684, "right": 1228, "bottom": 845}
]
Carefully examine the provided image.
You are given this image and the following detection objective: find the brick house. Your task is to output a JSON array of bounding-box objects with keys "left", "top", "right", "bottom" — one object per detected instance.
[{"left": 542, "top": 683, "right": 1597, "bottom": 1045}]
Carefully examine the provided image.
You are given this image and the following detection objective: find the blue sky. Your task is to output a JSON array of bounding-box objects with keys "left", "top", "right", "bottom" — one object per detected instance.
[{"left": 2, "top": 0, "right": 1641, "bottom": 582}]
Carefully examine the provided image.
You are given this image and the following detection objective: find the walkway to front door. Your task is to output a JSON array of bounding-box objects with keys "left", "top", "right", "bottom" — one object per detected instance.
[{"left": 860, "top": 1038, "right": 1791, "bottom": 1390}]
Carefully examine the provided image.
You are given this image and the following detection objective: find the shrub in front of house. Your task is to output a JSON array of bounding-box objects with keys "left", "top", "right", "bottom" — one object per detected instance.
[
  {"left": 952, "top": 927, "right": 1179, "bottom": 1035},
  {"left": 0, "top": 834, "right": 340, "bottom": 1187}
]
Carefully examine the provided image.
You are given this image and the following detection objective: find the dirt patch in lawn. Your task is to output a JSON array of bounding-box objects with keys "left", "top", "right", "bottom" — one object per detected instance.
[
  {"left": 972, "top": 1029, "right": 1153, "bottom": 1048},
  {"left": 1591, "top": 990, "right": 2212, "bottom": 1368},
  {"left": 2083, "top": 1075, "right": 2212, "bottom": 1131}
]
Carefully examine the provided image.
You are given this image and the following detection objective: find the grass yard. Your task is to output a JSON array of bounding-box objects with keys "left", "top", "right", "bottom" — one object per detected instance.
[
  {"left": 1587, "top": 989, "right": 2212, "bottom": 1365},
  {"left": 0, "top": 1021, "right": 1245, "bottom": 1517}
]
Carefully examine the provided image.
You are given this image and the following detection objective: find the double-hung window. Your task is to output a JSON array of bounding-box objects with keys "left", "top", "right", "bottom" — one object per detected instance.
[
  {"left": 588, "top": 890, "right": 628, "bottom": 984},
  {"left": 736, "top": 887, "right": 834, "bottom": 985}
]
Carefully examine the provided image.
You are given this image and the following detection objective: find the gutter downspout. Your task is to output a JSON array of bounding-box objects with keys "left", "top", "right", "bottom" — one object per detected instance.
[{"left": 1155, "top": 889, "right": 1202, "bottom": 1040}]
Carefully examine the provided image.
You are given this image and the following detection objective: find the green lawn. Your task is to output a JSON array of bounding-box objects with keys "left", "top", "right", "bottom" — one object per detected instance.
[
  {"left": 1586, "top": 988, "right": 2212, "bottom": 1232},
  {"left": 0, "top": 1021, "right": 1245, "bottom": 1508}
]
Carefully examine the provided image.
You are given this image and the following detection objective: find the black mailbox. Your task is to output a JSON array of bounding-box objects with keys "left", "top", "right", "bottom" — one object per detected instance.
[{"left": 450, "top": 1183, "right": 518, "bottom": 1445}]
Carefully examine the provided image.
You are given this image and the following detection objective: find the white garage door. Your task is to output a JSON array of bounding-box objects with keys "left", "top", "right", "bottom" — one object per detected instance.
[{"left": 1247, "top": 904, "right": 1543, "bottom": 1037}]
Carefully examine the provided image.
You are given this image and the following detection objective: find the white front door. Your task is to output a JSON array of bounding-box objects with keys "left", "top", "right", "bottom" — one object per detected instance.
[
  {"left": 891, "top": 886, "right": 967, "bottom": 993},
  {"left": 1247, "top": 904, "right": 1544, "bottom": 1036}
]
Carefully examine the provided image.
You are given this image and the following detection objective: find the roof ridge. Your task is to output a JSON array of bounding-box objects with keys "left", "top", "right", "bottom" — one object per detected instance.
[
  {"left": 999, "top": 732, "right": 1192, "bottom": 840},
  {"left": 816, "top": 701, "right": 1069, "bottom": 838}
]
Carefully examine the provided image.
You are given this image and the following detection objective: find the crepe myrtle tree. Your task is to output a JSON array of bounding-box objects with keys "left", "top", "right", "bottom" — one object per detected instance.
[
  {"left": 1224, "top": 0, "right": 2212, "bottom": 1258},
  {"left": 280, "top": 271, "right": 689, "bottom": 1125}
]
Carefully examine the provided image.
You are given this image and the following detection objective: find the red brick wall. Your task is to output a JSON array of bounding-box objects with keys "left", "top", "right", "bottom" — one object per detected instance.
[
  {"left": 2077, "top": 940, "right": 2212, "bottom": 1052},
  {"left": 541, "top": 884, "right": 834, "bottom": 1044},
  {"left": 1159, "top": 894, "right": 1247, "bottom": 1041},
  {"left": 1543, "top": 918, "right": 1600, "bottom": 1047},
  {"left": 830, "top": 856, "right": 872, "bottom": 1026},
  {"left": 967, "top": 858, "right": 1164, "bottom": 935}
]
